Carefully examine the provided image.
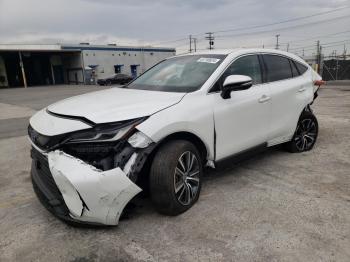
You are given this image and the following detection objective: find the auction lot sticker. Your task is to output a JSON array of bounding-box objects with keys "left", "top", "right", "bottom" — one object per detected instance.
[{"left": 197, "top": 58, "right": 220, "bottom": 64}]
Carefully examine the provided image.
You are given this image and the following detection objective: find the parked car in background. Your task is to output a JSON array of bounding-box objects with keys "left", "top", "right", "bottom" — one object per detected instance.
[
  {"left": 28, "top": 48, "right": 324, "bottom": 226},
  {"left": 97, "top": 73, "right": 133, "bottom": 86}
]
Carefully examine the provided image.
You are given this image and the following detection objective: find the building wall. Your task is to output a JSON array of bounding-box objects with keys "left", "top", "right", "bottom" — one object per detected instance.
[
  {"left": 61, "top": 53, "right": 84, "bottom": 84},
  {"left": 0, "top": 44, "right": 175, "bottom": 87},
  {"left": 0, "top": 55, "right": 8, "bottom": 87},
  {"left": 82, "top": 49, "right": 175, "bottom": 80}
]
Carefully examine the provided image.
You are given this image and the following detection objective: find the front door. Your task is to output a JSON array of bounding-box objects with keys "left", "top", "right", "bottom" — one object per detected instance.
[{"left": 212, "top": 54, "right": 271, "bottom": 160}]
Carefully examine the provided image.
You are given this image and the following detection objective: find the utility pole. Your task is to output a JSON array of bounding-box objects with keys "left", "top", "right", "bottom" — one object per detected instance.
[
  {"left": 205, "top": 32, "right": 215, "bottom": 50},
  {"left": 193, "top": 38, "right": 197, "bottom": 52},
  {"left": 319, "top": 45, "right": 323, "bottom": 74},
  {"left": 343, "top": 44, "right": 347, "bottom": 60},
  {"left": 287, "top": 43, "right": 290, "bottom": 52},
  {"left": 189, "top": 35, "right": 192, "bottom": 53},
  {"left": 335, "top": 50, "right": 339, "bottom": 80},
  {"left": 302, "top": 48, "right": 305, "bottom": 57},
  {"left": 275, "top": 34, "right": 280, "bottom": 50},
  {"left": 18, "top": 51, "right": 27, "bottom": 88},
  {"left": 316, "top": 40, "right": 321, "bottom": 74}
]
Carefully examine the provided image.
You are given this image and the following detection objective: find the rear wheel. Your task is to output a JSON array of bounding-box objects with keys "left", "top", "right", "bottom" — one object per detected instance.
[
  {"left": 285, "top": 111, "right": 318, "bottom": 152},
  {"left": 149, "top": 140, "right": 202, "bottom": 215}
]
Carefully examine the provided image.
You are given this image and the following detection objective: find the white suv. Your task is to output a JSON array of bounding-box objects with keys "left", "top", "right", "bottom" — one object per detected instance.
[{"left": 29, "top": 49, "right": 323, "bottom": 226}]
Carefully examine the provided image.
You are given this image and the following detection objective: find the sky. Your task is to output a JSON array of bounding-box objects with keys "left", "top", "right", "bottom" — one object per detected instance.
[{"left": 0, "top": 0, "right": 349, "bottom": 56}]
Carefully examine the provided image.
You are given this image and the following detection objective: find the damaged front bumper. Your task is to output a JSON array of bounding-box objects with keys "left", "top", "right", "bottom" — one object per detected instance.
[{"left": 30, "top": 132, "right": 155, "bottom": 226}]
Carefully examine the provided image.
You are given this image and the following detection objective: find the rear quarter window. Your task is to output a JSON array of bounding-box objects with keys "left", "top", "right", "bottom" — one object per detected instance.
[
  {"left": 289, "top": 60, "right": 300, "bottom": 77},
  {"left": 295, "top": 61, "right": 308, "bottom": 75}
]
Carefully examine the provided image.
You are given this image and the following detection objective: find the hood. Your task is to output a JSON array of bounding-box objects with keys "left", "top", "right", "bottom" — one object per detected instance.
[{"left": 48, "top": 87, "right": 186, "bottom": 124}]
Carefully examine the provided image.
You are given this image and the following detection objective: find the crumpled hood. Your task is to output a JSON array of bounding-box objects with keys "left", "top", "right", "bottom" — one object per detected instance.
[{"left": 48, "top": 87, "right": 186, "bottom": 123}]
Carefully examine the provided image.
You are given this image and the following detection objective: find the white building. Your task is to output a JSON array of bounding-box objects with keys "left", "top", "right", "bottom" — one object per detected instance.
[{"left": 0, "top": 43, "right": 175, "bottom": 87}]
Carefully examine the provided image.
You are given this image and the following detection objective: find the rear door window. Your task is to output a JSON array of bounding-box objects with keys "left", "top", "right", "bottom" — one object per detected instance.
[{"left": 263, "top": 54, "right": 293, "bottom": 82}]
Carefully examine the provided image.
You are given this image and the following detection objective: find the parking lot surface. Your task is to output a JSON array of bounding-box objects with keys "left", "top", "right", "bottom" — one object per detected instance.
[{"left": 0, "top": 84, "right": 349, "bottom": 261}]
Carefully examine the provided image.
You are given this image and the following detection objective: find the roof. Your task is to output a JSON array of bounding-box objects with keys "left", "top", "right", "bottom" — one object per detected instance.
[
  {"left": 186, "top": 48, "right": 294, "bottom": 56},
  {"left": 176, "top": 48, "right": 307, "bottom": 64},
  {"left": 0, "top": 44, "right": 67, "bottom": 52},
  {"left": 0, "top": 43, "right": 175, "bottom": 53}
]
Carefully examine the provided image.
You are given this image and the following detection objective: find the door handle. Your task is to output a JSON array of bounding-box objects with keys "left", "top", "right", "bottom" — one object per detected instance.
[
  {"left": 298, "top": 87, "right": 307, "bottom": 92},
  {"left": 258, "top": 95, "right": 271, "bottom": 103}
]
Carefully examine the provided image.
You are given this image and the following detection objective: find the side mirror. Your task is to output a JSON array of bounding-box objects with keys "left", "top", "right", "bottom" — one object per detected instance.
[{"left": 221, "top": 75, "right": 253, "bottom": 99}]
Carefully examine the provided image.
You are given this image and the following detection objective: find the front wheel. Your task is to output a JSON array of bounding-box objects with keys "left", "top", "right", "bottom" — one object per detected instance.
[
  {"left": 149, "top": 140, "right": 202, "bottom": 216},
  {"left": 285, "top": 111, "right": 318, "bottom": 153}
]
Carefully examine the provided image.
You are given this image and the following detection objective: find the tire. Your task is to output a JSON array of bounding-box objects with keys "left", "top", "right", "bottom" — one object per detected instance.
[
  {"left": 285, "top": 111, "right": 318, "bottom": 153},
  {"left": 149, "top": 140, "right": 203, "bottom": 216},
  {"left": 106, "top": 80, "right": 112, "bottom": 86}
]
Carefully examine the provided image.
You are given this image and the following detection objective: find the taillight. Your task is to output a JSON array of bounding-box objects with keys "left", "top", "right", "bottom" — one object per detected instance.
[{"left": 314, "top": 80, "right": 325, "bottom": 86}]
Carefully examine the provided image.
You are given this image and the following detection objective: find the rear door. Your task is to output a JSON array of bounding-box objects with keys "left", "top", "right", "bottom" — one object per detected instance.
[{"left": 262, "top": 54, "right": 312, "bottom": 145}]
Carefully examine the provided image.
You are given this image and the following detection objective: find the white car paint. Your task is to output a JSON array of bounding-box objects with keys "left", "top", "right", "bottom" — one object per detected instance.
[
  {"left": 212, "top": 82, "right": 271, "bottom": 159},
  {"left": 29, "top": 48, "right": 321, "bottom": 225},
  {"left": 267, "top": 71, "right": 313, "bottom": 145},
  {"left": 30, "top": 109, "right": 91, "bottom": 136},
  {"left": 49, "top": 150, "right": 141, "bottom": 225},
  {"left": 48, "top": 87, "right": 186, "bottom": 123}
]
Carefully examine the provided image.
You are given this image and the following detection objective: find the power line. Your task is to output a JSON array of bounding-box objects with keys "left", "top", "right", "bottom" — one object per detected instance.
[
  {"left": 290, "top": 39, "right": 350, "bottom": 51},
  {"left": 322, "top": 41, "right": 350, "bottom": 49},
  {"left": 164, "top": 7, "right": 350, "bottom": 56},
  {"left": 290, "top": 42, "right": 350, "bottom": 56},
  {"left": 323, "top": 39, "right": 350, "bottom": 47},
  {"left": 280, "top": 30, "right": 350, "bottom": 45},
  {"left": 207, "top": 5, "right": 349, "bottom": 35},
  {"left": 215, "top": 14, "right": 350, "bottom": 39},
  {"left": 153, "top": 5, "right": 349, "bottom": 47}
]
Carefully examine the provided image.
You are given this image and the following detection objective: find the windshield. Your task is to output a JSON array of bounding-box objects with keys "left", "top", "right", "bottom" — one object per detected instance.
[{"left": 127, "top": 54, "right": 226, "bottom": 92}]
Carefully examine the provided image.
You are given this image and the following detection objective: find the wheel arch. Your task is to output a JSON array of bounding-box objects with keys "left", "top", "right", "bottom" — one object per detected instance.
[
  {"left": 135, "top": 131, "right": 209, "bottom": 192},
  {"left": 154, "top": 131, "right": 208, "bottom": 163},
  {"left": 292, "top": 104, "right": 314, "bottom": 134}
]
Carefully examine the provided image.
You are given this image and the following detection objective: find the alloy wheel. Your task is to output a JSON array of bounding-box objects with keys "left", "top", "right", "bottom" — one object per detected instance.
[
  {"left": 174, "top": 151, "right": 200, "bottom": 205},
  {"left": 294, "top": 118, "right": 317, "bottom": 151}
]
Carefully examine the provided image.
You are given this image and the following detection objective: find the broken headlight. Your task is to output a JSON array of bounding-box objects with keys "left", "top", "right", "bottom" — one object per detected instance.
[
  {"left": 67, "top": 117, "right": 146, "bottom": 144},
  {"left": 60, "top": 117, "right": 148, "bottom": 170}
]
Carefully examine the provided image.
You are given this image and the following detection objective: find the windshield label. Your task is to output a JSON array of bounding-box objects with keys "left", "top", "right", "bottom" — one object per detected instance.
[{"left": 197, "top": 58, "right": 220, "bottom": 64}]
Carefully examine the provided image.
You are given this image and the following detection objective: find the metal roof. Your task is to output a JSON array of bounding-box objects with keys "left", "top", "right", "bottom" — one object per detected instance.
[{"left": 0, "top": 43, "right": 175, "bottom": 53}]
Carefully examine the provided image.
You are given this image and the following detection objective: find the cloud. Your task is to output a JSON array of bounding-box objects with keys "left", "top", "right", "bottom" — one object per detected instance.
[
  {"left": 0, "top": 0, "right": 349, "bottom": 56},
  {"left": 80, "top": 0, "right": 230, "bottom": 9}
]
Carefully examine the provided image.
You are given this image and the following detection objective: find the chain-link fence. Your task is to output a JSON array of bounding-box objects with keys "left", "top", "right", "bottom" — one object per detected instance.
[{"left": 322, "top": 59, "right": 350, "bottom": 81}]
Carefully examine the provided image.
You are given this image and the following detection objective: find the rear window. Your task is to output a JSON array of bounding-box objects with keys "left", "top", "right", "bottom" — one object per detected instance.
[
  {"left": 295, "top": 61, "right": 308, "bottom": 75},
  {"left": 263, "top": 54, "right": 292, "bottom": 82}
]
